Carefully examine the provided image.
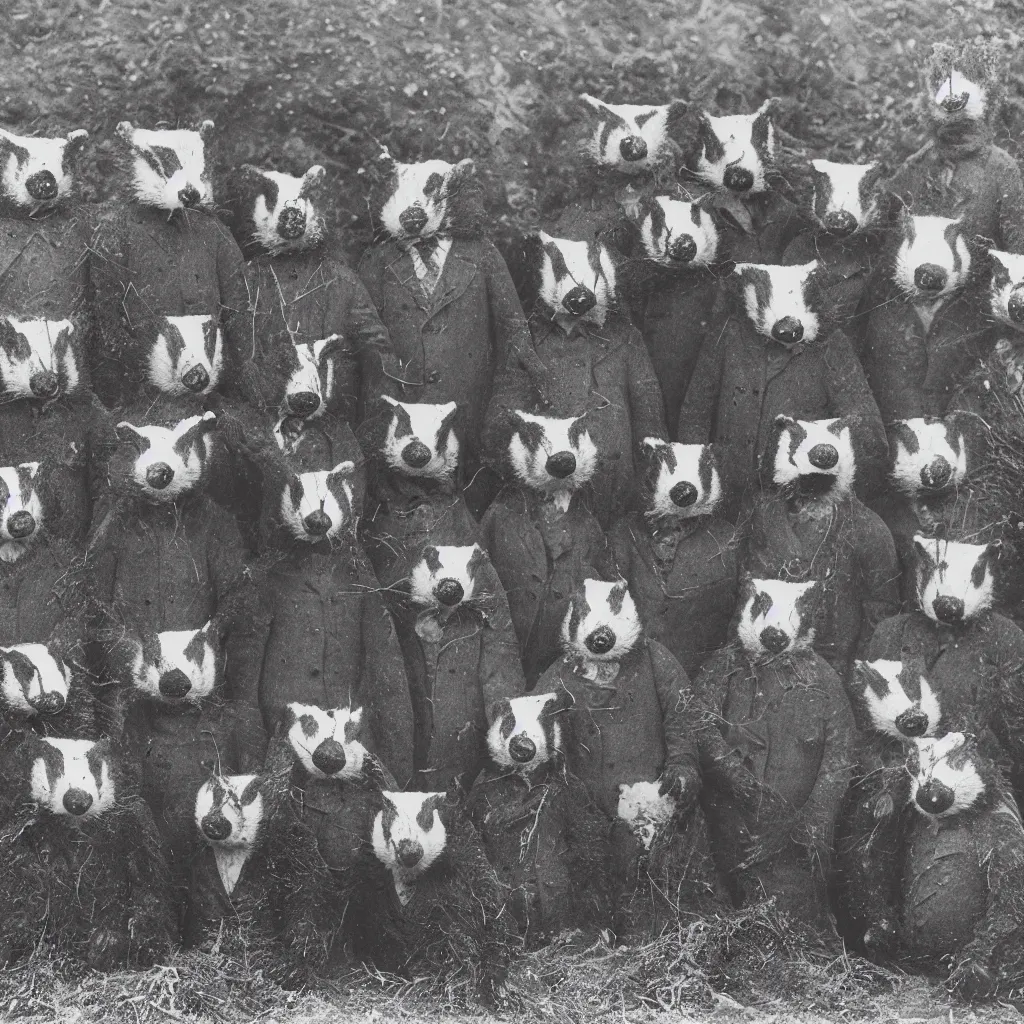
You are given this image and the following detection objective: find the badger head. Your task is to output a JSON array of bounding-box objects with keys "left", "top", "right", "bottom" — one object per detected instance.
[
  {"left": 111, "top": 412, "right": 218, "bottom": 503},
  {"left": 888, "top": 414, "right": 978, "bottom": 496},
  {"left": 765, "top": 415, "right": 856, "bottom": 501},
  {"left": 926, "top": 41, "right": 1001, "bottom": 134},
  {"left": 282, "top": 702, "right": 370, "bottom": 782},
  {"left": 889, "top": 210, "right": 975, "bottom": 304},
  {"left": 409, "top": 544, "right": 488, "bottom": 614},
  {"left": 378, "top": 396, "right": 459, "bottom": 480},
  {"left": 146, "top": 315, "right": 223, "bottom": 397},
  {"left": 0, "top": 462, "right": 43, "bottom": 562},
  {"left": 561, "top": 578, "right": 642, "bottom": 663},
  {"left": 116, "top": 120, "right": 215, "bottom": 212},
  {"left": 506, "top": 410, "right": 597, "bottom": 510},
  {"left": 194, "top": 773, "right": 264, "bottom": 894},
  {"left": 732, "top": 261, "right": 824, "bottom": 345},
  {"left": 736, "top": 577, "right": 819, "bottom": 660},
  {"left": 29, "top": 737, "right": 115, "bottom": 819},
  {"left": 809, "top": 159, "right": 885, "bottom": 237},
  {"left": 617, "top": 780, "right": 676, "bottom": 851},
  {"left": 279, "top": 461, "right": 356, "bottom": 543},
  {"left": 850, "top": 659, "right": 942, "bottom": 740},
  {"left": 639, "top": 438, "right": 722, "bottom": 520},
  {"left": 987, "top": 249, "right": 1024, "bottom": 330},
  {"left": 372, "top": 790, "right": 448, "bottom": 903},
  {"left": 908, "top": 733, "right": 992, "bottom": 818},
  {"left": 0, "top": 127, "right": 88, "bottom": 213},
  {"left": 0, "top": 642, "right": 71, "bottom": 719},
  {"left": 578, "top": 95, "right": 686, "bottom": 174},
  {"left": 0, "top": 316, "right": 82, "bottom": 401},
  {"left": 914, "top": 535, "right": 997, "bottom": 626},
  {"left": 376, "top": 155, "right": 475, "bottom": 243},
  {"left": 128, "top": 619, "right": 222, "bottom": 706},
  {"left": 231, "top": 164, "right": 326, "bottom": 255},
  {"left": 274, "top": 335, "right": 343, "bottom": 449},
  {"left": 631, "top": 194, "right": 721, "bottom": 269},
  {"left": 526, "top": 231, "right": 617, "bottom": 328},
  {"left": 690, "top": 99, "right": 777, "bottom": 195},
  {"left": 486, "top": 692, "right": 568, "bottom": 774}
]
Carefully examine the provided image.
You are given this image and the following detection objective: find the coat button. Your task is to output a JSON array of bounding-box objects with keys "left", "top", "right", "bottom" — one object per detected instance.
[{"left": 427, "top": 370, "right": 441, "bottom": 384}]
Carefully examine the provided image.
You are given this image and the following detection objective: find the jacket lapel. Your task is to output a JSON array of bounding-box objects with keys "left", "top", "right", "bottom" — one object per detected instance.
[{"left": 422, "top": 249, "right": 479, "bottom": 320}]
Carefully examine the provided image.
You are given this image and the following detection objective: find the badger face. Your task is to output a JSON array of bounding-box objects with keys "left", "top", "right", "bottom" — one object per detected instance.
[
  {"left": 0, "top": 462, "right": 42, "bottom": 562},
  {"left": 914, "top": 535, "right": 997, "bottom": 626},
  {"left": 279, "top": 461, "right": 355, "bottom": 543},
  {"left": 283, "top": 703, "right": 367, "bottom": 781},
  {"left": 508, "top": 410, "right": 597, "bottom": 508},
  {"left": 640, "top": 438, "right": 722, "bottom": 519},
  {"left": 909, "top": 733, "right": 986, "bottom": 818},
  {"left": 617, "top": 781, "right": 675, "bottom": 851},
  {"left": 278, "top": 335, "right": 341, "bottom": 426},
  {"left": 378, "top": 157, "right": 474, "bottom": 242},
  {"left": 0, "top": 643, "right": 70, "bottom": 718},
  {"left": 30, "top": 737, "right": 115, "bottom": 818},
  {"left": 733, "top": 261, "right": 822, "bottom": 345},
  {"left": 635, "top": 195, "right": 720, "bottom": 268},
  {"left": 379, "top": 396, "right": 459, "bottom": 480},
  {"left": 888, "top": 416, "right": 970, "bottom": 496},
  {"left": 852, "top": 659, "right": 941, "bottom": 740},
  {"left": 768, "top": 416, "right": 855, "bottom": 500},
  {"left": 130, "top": 621, "right": 220, "bottom": 705},
  {"left": 0, "top": 316, "right": 81, "bottom": 400},
  {"left": 409, "top": 544, "right": 486, "bottom": 612},
  {"left": 372, "top": 791, "right": 447, "bottom": 903},
  {"left": 117, "top": 121, "right": 214, "bottom": 212},
  {"left": 246, "top": 165, "right": 326, "bottom": 254},
  {"left": 927, "top": 43, "right": 994, "bottom": 128},
  {"left": 693, "top": 100, "right": 776, "bottom": 195},
  {"left": 194, "top": 773, "right": 264, "bottom": 894},
  {"left": 535, "top": 232, "right": 616, "bottom": 328},
  {"left": 809, "top": 160, "right": 882, "bottom": 237},
  {"left": 987, "top": 249, "right": 1024, "bottom": 329},
  {"left": 0, "top": 128, "right": 88, "bottom": 212},
  {"left": 146, "top": 315, "right": 223, "bottom": 396},
  {"left": 736, "top": 577, "right": 818, "bottom": 659},
  {"left": 486, "top": 693, "right": 565, "bottom": 773},
  {"left": 893, "top": 214, "right": 971, "bottom": 303},
  {"left": 578, "top": 95, "right": 683, "bottom": 173},
  {"left": 562, "top": 578, "right": 641, "bottom": 662},
  {"left": 113, "top": 412, "right": 217, "bottom": 503}
]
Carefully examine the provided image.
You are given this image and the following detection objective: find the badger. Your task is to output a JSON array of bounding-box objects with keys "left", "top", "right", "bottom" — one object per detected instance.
[
  {"left": 0, "top": 127, "right": 89, "bottom": 215},
  {"left": 277, "top": 460, "right": 356, "bottom": 544},
  {"left": 808, "top": 159, "right": 886, "bottom": 239},
  {"left": 0, "top": 462, "right": 42, "bottom": 563},
  {"left": 578, "top": 95, "right": 686, "bottom": 175},
  {"left": 115, "top": 120, "right": 215, "bottom": 212},
  {"left": 377, "top": 395, "right": 460, "bottom": 481},
  {"left": 732, "top": 260, "right": 825, "bottom": 346},
  {"left": 144, "top": 314, "right": 224, "bottom": 397},
  {"left": 0, "top": 315, "right": 82, "bottom": 401},
  {"left": 734, "top": 576, "right": 820, "bottom": 659},
  {"left": 226, "top": 164, "right": 327, "bottom": 257},
  {"left": 988, "top": 247, "right": 1024, "bottom": 328}
]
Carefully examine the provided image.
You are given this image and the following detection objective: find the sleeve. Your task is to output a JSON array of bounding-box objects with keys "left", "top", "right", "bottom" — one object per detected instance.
[
  {"left": 341, "top": 268, "right": 401, "bottom": 416},
  {"left": 863, "top": 304, "right": 929, "bottom": 422},
  {"left": 864, "top": 612, "right": 908, "bottom": 662},
  {"left": 648, "top": 641, "right": 701, "bottom": 788},
  {"left": 996, "top": 154, "right": 1024, "bottom": 253},
  {"left": 479, "top": 503, "right": 542, "bottom": 653},
  {"left": 482, "top": 241, "right": 533, "bottom": 374},
  {"left": 781, "top": 230, "right": 817, "bottom": 266},
  {"left": 357, "top": 246, "right": 385, "bottom": 311},
  {"left": 478, "top": 570, "right": 527, "bottom": 715},
  {"left": 626, "top": 325, "right": 668, "bottom": 442},
  {"left": 987, "top": 622, "right": 1024, "bottom": 777},
  {"left": 675, "top": 316, "right": 726, "bottom": 442},
  {"left": 215, "top": 221, "right": 253, "bottom": 367},
  {"left": 853, "top": 506, "right": 902, "bottom": 657}
]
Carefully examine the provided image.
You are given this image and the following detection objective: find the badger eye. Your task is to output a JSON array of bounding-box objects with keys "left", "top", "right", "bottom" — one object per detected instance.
[{"left": 424, "top": 172, "right": 444, "bottom": 195}]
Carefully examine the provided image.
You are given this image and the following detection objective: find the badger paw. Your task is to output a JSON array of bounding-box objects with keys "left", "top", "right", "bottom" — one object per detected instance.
[{"left": 86, "top": 927, "right": 130, "bottom": 971}]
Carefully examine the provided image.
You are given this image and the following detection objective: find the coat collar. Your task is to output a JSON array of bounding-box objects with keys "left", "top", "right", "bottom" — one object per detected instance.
[{"left": 385, "top": 239, "right": 480, "bottom": 318}]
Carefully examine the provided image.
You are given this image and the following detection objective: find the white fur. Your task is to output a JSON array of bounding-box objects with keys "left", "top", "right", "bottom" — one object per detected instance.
[
  {"left": 538, "top": 231, "right": 616, "bottom": 328},
  {"left": 30, "top": 738, "right": 114, "bottom": 818},
  {"left": 372, "top": 791, "right": 447, "bottom": 905},
  {"left": 286, "top": 703, "right": 367, "bottom": 781},
  {"left": 580, "top": 96, "right": 673, "bottom": 173},
  {"left": 617, "top": 780, "right": 675, "bottom": 851},
  {"left": 131, "top": 623, "right": 217, "bottom": 704},
  {"left": 0, "top": 316, "right": 78, "bottom": 399},
  {"left": 736, "top": 578, "right": 817, "bottom": 657},
  {"left": 910, "top": 733, "right": 985, "bottom": 818},
  {"left": 0, "top": 462, "right": 42, "bottom": 563},
  {"left": 115, "top": 412, "right": 215, "bottom": 502},
  {"left": 380, "top": 159, "right": 465, "bottom": 241},
  {"left": 915, "top": 535, "right": 995, "bottom": 622},
  {"left": 561, "top": 578, "right": 642, "bottom": 662},
  {"left": 121, "top": 124, "right": 212, "bottom": 211},
  {"left": 641, "top": 438, "right": 722, "bottom": 518},
  {"left": 194, "top": 774, "right": 264, "bottom": 894},
  {"left": 487, "top": 693, "right": 562, "bottom": 771},
  {"left": 695, "top": 107, "right": 774, "bottom": 193},
  {"left": 737, "top": 261, "right": 821, "bottom": 343},
  {"left": 894, "top": 215, "right": 970, "bottom": 302},
  {"left": 933, "top": 71, "right": 987, "bottom": 121},
  {"left": 988, "top": 249, "right": 1024, "bottom": 329},
  {"left": 147, "top": 315, "right": 223, "bottom": 396},
  {"left": 509, "top": 411, "right": 598, "bottom": 510},
  {"left": 890, "top": 418, "right": 968, "bottom": 495},
  {"left": 639, "top": 197, "right": 719, "bottom": 267},
  {"left": 810, "top": 159, "right": 878, "bottom": 230},
  {"left": 409, "top": 544, "right": 480, "bottom": 609},
  {"left": 279, "top": 462, "right": 355, "bottom": 542},
  {"left": 858, "top": 659, "right": 941, "bottom": 739},
  {"left": 0, "top": 128, "right": 86, "bottom": 210},
  {"left": 772, "top": 418, "right": 855, "bottom": 496},
  {"left": 381, "top": 396, "right": 460, "bottom": 479},
  {"left": 250, "top": 167, "right": 324, "bottom": 254},
  {"left": 0, "top": 643, "right": 70, "bottom": 715}
]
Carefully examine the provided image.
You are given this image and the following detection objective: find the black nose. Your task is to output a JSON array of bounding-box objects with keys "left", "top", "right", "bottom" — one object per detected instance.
[
  {"left": 619, "top": 135, "right": 648, "bottom": 162},
  {"left": 29, "top": 370, "right": 59, "bottom": 398},
  {"left": 932, "top": 595, "right": 965, "bottom": 624},
  {"left": 145, "top": 463, "right": 174, "bottom": 490},
  {"left": 669, "top": 481, "right": 698, "bottom": 507},
  {"left": 399, "top": 206, "right": 429, "bottom": 236},
  {"left": 63, "top": 788, "right": 93, "bottom": 816},
  {"left": 311, "top": 738, "right": 347, "bottom": 775},
  {"left": 723, "top": 166, "right": 754, "bottom": 192},
  {"left": 287, "top": 390, "right": 321, "bottom": 417},
  {"left": 585, "top": 626, "right": 616, "bottom": 655},
  {"left": 25, "top": 170, "right": 58, "bottom": 201},
  {"left": 895, "top": 707, "right": 929, "bottom": 738},
  {"left": 401, "top": 440, "right": 432, "bottom": 469},
  {"left": 822, "top": 210, "right": 857, "bottom": 237},
  {"left": 201, "top": 811, "right": 232, "bottom": 842},
  {"left": 1008, "top": 290, "right": 1024, "bottom": 324},
  {"left": 508, "top": 734, "right": 537, "bottom": 764},
  {"left": 668, "top": 235, "right": 698, "bottom": 263},
  {"left": 178, "top": 184, "right": 201, "bottom": 208},
  {"left": 916, "top": 780, "right": 955, "bottom": 815},
  {"left": 303, "top": 509, "right": 332, "bottom": 536},
  {"left": 545, "top": 451, "right": 577, "bottom": 479},
  {"left": 921, "top": 457, "right": 953, "bottom": 490},
  {"left": 561, "top": 285, "right": 597, "bottom": 317},
  {"left": 760, "top": 626, "right": 790, "bottom": 653},
  {"left": 277, "top": 205, "right": 307, "bottom": 240},
  {"left": 397, "top": 839, "right": 424, "bottom": 868},
  {"left": 914, "top": 264, "right": 947, "bottom": 293},
  {"left": 5, "top": 511, "right": 35, "bottom": 539},
  {"left": 32, "top": 691, "right": 66, "bottom": 715},
  {"left": 771, "top": 317, "right": 804, "bottom": 345},
  {"left": 808, "top": 443, "right": 839, "bottom": 470},
  {"left": 941, "top": 93, "right": 969, "bottom": 113},
  {"left": 434, "top": 577, "right": 464, "bottom": 607},
  {"left": 158, "top": 669, "right": 192, "bottom": 700},
  {"left": 180, "top": 364, "right": 210, "bottom": 393}
]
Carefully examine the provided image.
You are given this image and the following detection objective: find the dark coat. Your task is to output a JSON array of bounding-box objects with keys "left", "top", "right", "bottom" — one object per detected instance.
[
  {"left": 603, "top": 512, "right": 739, "bottom": 678},
  {"left": 744, "top": 492, "right": 900, "bottom": 679},
  {"left": 0, "top": 536, "right": 86, "bottom": 646},
  {"left": 707, "top": 189, "right": 804, "bottom": 263},
  {"left": 480, "top": 486, "right": 605, "bottom": 687}
]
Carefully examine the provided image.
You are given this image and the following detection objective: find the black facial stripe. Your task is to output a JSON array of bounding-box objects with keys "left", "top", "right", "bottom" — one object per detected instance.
[
  {"left": 794, "top": 586, "right": 816, "bottom": 628},
  {"left": 139, "top": 629, "right": 161, "bottom": 667},
  {"left": 697, "top": 446, "right": 713, "bottom": 493},
  {"left": 785, "top": 422, "right": 807, "bottom": 463},
  {"left": 0, "top": 136, "right": 31, "bottom": 166},
  {"left": 467, "top": 546, "right": 485, "bottom": 579},
  {"left": 904, "top": 216, "right": 917, "bottom": 245},
  {"left": 416, "top": 796, "right": 439, "bottom": 830},
  {"left": 740, "top": 267, "right": 772, "bottom": 316},
  {"left": 633, "top": 109, "right": 658, "bottom": 128},
  {"left": 890, "top": 422, "right": 920, "bottom": 455},
  {"left": 544, "top": 242, "right": 570, "bottom": 281},
  {"left": 42, "top": 740, "right": 64, "bottom": 783},
  {"left": 85, "top": 744, "right": 105, "bottom": 787},
  {"left": 298, "top": 713, "right": 318, "bottom": 738},
  {"left": 689, "top": 204, "right": 703, "bottom": 227},
  {"left": 381, "top": 798, "right": 397, "bottom": 839},
  {"left": 608, "top": 581, "right": 626, "bottom": 615},
  {"left": 970, "top": 552, "right": 989, "bottom": 589},
  {"left": 567, "top": 592, "right": 588, "bottom": 641},
  {"left": 288, "top": 476, "right": 304, "bottom": 510},
  {"left": 262, "top": 177, "right": 279, "bottom": 210},
  {"left": 150, "top": 145, "right": 183, "bottom": 176},
  {"left": 699, "top": 116, "right": 724, "bottom": 163},
  {"left": 390, "top": 403, "right": 413, "bottom": 439},
  {"left": 240, "top": 777, "right": 261, "bottom": 805},
  {"left": 859, "top": 165, "right": 884, "bottom": 203},
  {"left": 656, "top": 444, "right": 677, "bottom": 474},
  {"left": 5, "top": 649, "right": 39, "bottom": 690},
  {"left": 0, "top": 476, "right": 8, "bottom": 504},
  {"left": 343, "top": 712, "right": 361, "bottom": 741},
  {"left": 423, "top": 546, "right": 442, "bottom": 573},
  {"left": 751, "top": 590, "right": 773, "bottom": 620},
  {"left": 991, "top": 259, "right": 1011, "bottom": 289},
  {"left": 647, "top": 201, "right": 667, "bottom": 241},
  {"left": 513, "top": 416, "right": 544, "bottom": 453},
  {"left": 0, "top": 321, "right": 31, "bottom": 359},
  {"left": 203, "top": 321, "right": 218, "bottom": 361},
  {"left": 862, "top": 663, "right": 890, "bottom": 698},
  {"left": 586, "top": 244, "right": 605, "bottom": 285},
  {"left": 182, "top": 628, "right": 210, "bottom": 665},
  {"left": 751, "top": 108, "right": 772, "bottom": 158},
  {"left": 826, "top": 419, "right": 844, "bottom": 437},
  {"left": 16, "top": 464, "right": 36, "bottom": 500},
  {"left": 943, "top": 222, "right": 964, "bottom": 272},
  {"left": 163, "top": 322, "right": 185, "bottom": 362},
  {"left": 424, "top": 172, "right": 444, "bottom": 195},
  {"left": 811, "top": 168, "right": 833, "bottom": 218},
  {"left": 495, "top": 702, "right": 514, "bottom": 740},
  {"left": 438, "top": 404, "right": 459, "bottom": 444},
  {"left": 173, "top": 422, "right": 209, "bottom": 460}
]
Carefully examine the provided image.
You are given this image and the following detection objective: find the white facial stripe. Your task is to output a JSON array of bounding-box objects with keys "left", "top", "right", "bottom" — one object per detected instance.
[
  {"left": 934, "top": 71, "right": 987, "bottom": 120},
  {"left": 286, "top": 703, "right": 367, "bottom": 780},
  {"left": 280, "top": 466, "right": 352, "bottom": 542},
  {"left": 382, "top": 397, "right": 459, "bottom": 480},
  {"left": 487, "top": 693, "right": 561, "bottom": 770},
  {"left": 582, "top": 98, "right": 672, "bottom": 173},
  {"left": 737, "top": 262, "right": 821, "bottom": 343},
  {"left": 0, "top": 317, "right": 78, "bottom": 399},
  {"left": 696, "top": 112, "right": 773, "bottom": 192},
  {"left": 891, "top": 419, "right": 967, "bottom": 494},
  {"left": 538, "top": 232, "right": 615, "bottom": 327},
  {"left": 617, "top": 780, "right": 675, "bottom": 850},
  {"left": 736, "top": 579, "right": 817, "bottom": 656},
  {"left": 562, "top": 579, "right": 641, "bottom": 662},
  {"left": 30, "top": 738, "right": 114, "bottom": 818},
  {"left": 126, "top": 127, "right": 211, "bottom": 211},
  {"left": 380, "top": 159, "right": 454, "bottom": 241},
  {"left": 0, "top": 644, "right": 69, "bottom": 714},
  {"left": 772, "top": 419, "right": 855, "bottom": 495},
  {"left": 811, "top": 160, "right": 877, "bottom": 226},
  {"left": 916, "top": 536, "right": 994, "bottom": 621},
  {"left": 148, "top": 315, "right": 222, "bottom": 396},
  {"left": 0, "top": 130, "right": 78, "bottom": 209},
  {"left": 647, "top": 441, "right": 721, "bottom": 518},
  {"left": 372, "top": 792, "right": 447, "bottom": 902},
  {"left": 640, "top": 197, "right": 719, "bottom": 267},
  {"left": 894, "top": 216, "right": 970, "bottom": 300},
  {"left": 508, "top": 411, "right": 598, "bottom": 501}
]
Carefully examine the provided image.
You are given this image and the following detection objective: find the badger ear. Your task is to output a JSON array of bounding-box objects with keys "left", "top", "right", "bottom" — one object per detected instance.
[
  {"left": 239, "top": 777, "right": 262, "bottom": 805},
  {"left": 774, "top": 414, "right": 797, "bottom": 430},
  {"left": 198, "top": 120, "right": 215, "bottom": 140},
  {"left": 65, "top": 129, "right": 89, "bottom": 158},
  {"left": 328, "top": 460, "right": 355, "bottom": 480},
  {"left": 115, "top": 421, "right": 145, "bottom": 445},
  {"left": 453, "top": 158, "right": 475, "bottom": 177},
  {"left": 876, "top": 190, "right": 908, "bottom": 226},
  {"left": 376, "top": 148, "right": 396, "bottom": 176},
  {"left": 640, "top": 436, "right": 670, "bottom": 453},
  {"left": 115, "top": 121, "right": 136, "bottom": 146},
  {"left": 578, "top": 93, "right": 610, "bottom": 117},
  {"left": 299, "top": 165, "right": 327, "bottom": 197},
  {"left": 912, "top": 535, "right": 936, "bottom": 567}
]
